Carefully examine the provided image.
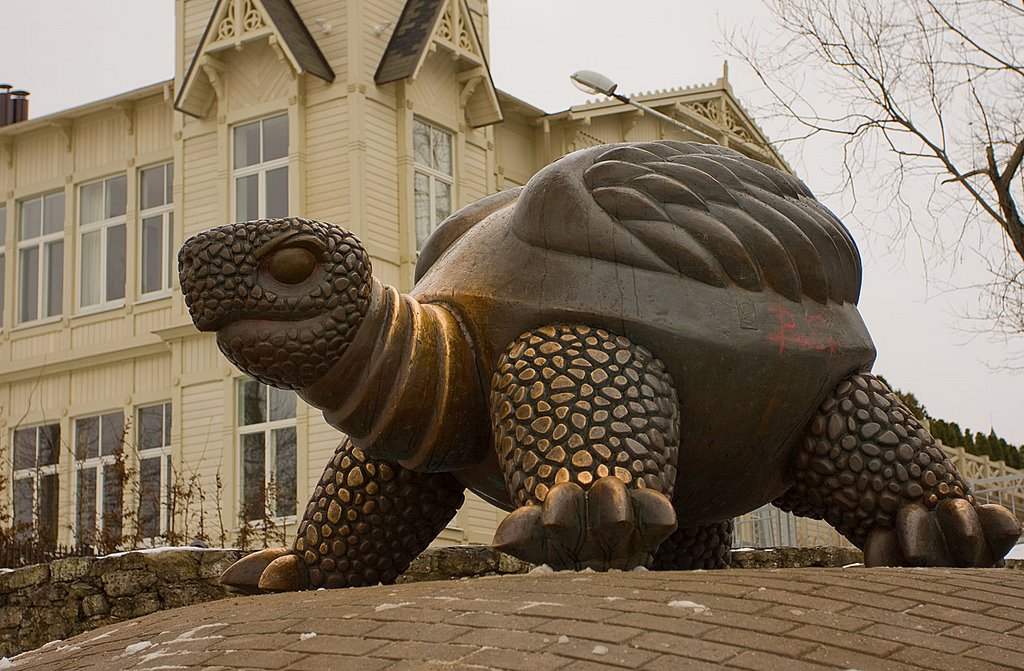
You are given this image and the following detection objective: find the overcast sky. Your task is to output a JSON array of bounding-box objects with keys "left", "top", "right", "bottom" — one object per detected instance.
[{"left": 2, "top": 0, "right": 1022, "bottom": 444}]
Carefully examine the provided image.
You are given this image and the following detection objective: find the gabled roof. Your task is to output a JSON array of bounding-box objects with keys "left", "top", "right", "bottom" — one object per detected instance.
[
  {"left": 375, "top": 0, "right": 447, "bottom": 85},
  {"left": 375, "top": 0, "right": 502, "bottom": 128},
  {"left": 175, "top": 0, "right": 333, "bottom": 118}
]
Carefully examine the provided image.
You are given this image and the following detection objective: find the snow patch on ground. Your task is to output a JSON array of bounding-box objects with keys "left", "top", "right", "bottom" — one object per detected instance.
[
  {"left": 121, "top": 641, "right": 155, "bottom": 656},
  {"left": 1006, "top": 543, "right": 1024, "bottom": 560},
  {"left": 0, "top": 657, "right": 15, "bottom": 668},
  {"left": 668, "top": 600, "right": 710, "bottom": 615},
  {"left": 374, "top": 602, "right": 414, "bottom": 612},
  {"left": 592, "top": 645, "right": 609, "bottom": 655},
  {"left": 299, "top": 632, "right": 317, "bottom": 641}
]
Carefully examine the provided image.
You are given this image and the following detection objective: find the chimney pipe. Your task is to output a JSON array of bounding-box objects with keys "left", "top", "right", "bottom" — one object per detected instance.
[
  {"left": 10, "top": 90, "right": 29, "bottom": 124},
  {"left": 0, "top": 84, "right": 11, "bottom": 127}
]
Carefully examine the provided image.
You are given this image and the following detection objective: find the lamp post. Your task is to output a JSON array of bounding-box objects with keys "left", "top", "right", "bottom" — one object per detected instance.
[{"left": 570, "top": 70, "right": 716, "bottom": 144}]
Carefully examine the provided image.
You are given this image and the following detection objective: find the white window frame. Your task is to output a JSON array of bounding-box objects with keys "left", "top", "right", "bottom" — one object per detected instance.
[
  {"left": 17, "top": 191, "right": 64, "bottom": 325},
  {"left": 413, "top": 118, "right": 454, "bottom": 252},
  {"left": 138, "top": 162, "right": 175, "bottom": 299},
  {"left": 73, "top": 411, "right": 125, "bottom": 547},
  {"left": 231, "top": 114, "right": 289, "bottom": 222},
  {"left": 0, "top": 203, "right": 6, "bottom": 330},
  {"left": 136, "top": 402, "right": 173, "bottom": 540},
  {"left": 78, "top": 175, "right": 127, "bottom": 313},
  {"left": 11, "top": 423, "right": 61, "bottom": 546},
  {"left": 236, "top": 379, "right": 298, "bottom": 523}
]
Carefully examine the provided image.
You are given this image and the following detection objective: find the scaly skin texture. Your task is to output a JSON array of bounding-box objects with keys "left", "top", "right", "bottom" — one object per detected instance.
[
  {"left": 489, "top": 325, "right": 680, "bottom": 570},
  {"left": 179, "top": 218, "right": 372, "bottom": 390},
  {"left": 651, "top": 521, "right": 733, "bottom": 571},
  {"left": 777, "top": 371, "right": 1021, "bottom": 566},
  {"left": 491, "top": 325, "right": 679, "bottom": 505},
  {"left": 295, "top": 439, "right": 464, "bottom": 588}
]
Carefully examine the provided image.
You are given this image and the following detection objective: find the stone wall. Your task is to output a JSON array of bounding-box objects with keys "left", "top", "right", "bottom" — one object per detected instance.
[{"left": 0, "top": 548, "right": 247, "bottom": 658}]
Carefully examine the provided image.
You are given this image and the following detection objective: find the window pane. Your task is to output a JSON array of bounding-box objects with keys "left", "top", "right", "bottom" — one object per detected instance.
[
  {"left": 77, "top": 416, "right": 99, "bottom": 460},
  {"left": 77, "top": 468, "right": 97, "bottom": 546},
  {"left": 20, "top": 198, "right": 41, "bottom": 239},
  {"left": 18, "top": 245, "right": 39, "bottom": 322},
  {"left": 45, "top": 240, "right": 63, "bottom": 317},
  {"left": 13, "top": 478, "right": 33, "bottom": 531},
  {"left": 234, "top": 121, "right": 261, "bottom": 169},
  {"left": 106, "top": 176, "right": 126, "bottom": 218},
  {"left": 80, "top": 231, "right": 101, "bottom": 307},
  {"left": 262, "top": 115, "right": 288, "bottom": 162},
  {"left": 106, "top": 224, "right": 126, "bottom": 301},
  {"left": 43, "top": 192, "right": 65, "bottom": 234},
  {"left": 414, "top": 172, "right": 431, "bottom": 251},
  {"left": 0, "top": 205, "right": 7, "bottom": 242},
  {"left": 236, "top": 174, "right": 258, "bottom": 221},
  {"left": 164, "top": 402, "right": 172, "bottom": 446},
  {"left": 240, "top": 379, "right": 266, "bottom": 425},
  {"left": 435, "top": 180, "right": 452, "bottom": 227},
  {"left": 413, "top": 120, "right": 431, "bottom": 168},
  {"left": 166, "top": 163, "right": 174, "bottom": 203},
  {"left": 139, "top": 405, "right": 165, "bottom": 450},
  {"left": 139, "top": 456, "right": 162, "bottom": 537},
  {"left": 432, "top": 127, "right": 452, "bottom": 175},
  {"left": 141, "top": 215, "right": 164, "bottom": 294},
  {"left": 242, "top": 432, "right": 266, "bottom": 521},
  {"left": 13, "top": 427, "right": 35, "bottom": 471},
  {"left": 166, "top": 213, "right": 174, "bottom": 288},
  {"left": 269, "top": 387, "right": 296, "bottom": 421},
  {"left": 102, "top": 463, "right": 123, "bottom": 539},
  {"left": 265, "top": 167, "right": 288, "bottom": 218},
  {"left": 80, "top": 183, "right": 104, "bottom": 226},
  {"left": 141, "top": 165, "right": 165, "bottom": 210},
  {"left": 164, "top": 455, "right": 172, "bottom": 531},
  {"left": 38, "top": 423, "right": 60, "bottom": 466},
  {"left": 273, "top": 427, "right": 297, "bottom": 517},
  {"left": 101, "top": 411, "right": 124, "bottom": 456},
  {"left": 38, "top": 474, "right": 59, "bottom": 547}
]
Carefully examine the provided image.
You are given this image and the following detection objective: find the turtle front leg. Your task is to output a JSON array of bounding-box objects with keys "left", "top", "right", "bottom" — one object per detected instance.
[
  {"left": 489, "top": 325, "right": 679, "bottom": 570},
  {"left": 221, "top": 437, "right": 464, "bottom": 592},
  {"left": 778, "top": 371, "right": 1021, "bottom": 566}
]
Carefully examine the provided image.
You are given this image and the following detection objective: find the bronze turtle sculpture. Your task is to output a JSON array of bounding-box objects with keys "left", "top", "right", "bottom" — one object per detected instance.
[{"left": 179, "top": 140, "right": 1021, "bottom": 591}]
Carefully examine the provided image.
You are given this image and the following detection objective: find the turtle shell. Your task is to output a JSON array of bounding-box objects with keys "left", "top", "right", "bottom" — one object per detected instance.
[{"left": 413, "top": 141, "right": 876, "bottom": 523}]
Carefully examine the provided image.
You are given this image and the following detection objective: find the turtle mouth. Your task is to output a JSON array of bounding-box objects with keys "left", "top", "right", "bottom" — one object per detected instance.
[{"left": 214, "top": 312, "right": 357, "bottom": 390}]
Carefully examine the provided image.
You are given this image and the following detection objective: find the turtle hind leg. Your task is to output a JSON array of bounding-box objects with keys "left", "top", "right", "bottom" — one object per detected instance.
[
  {"left": 784, "top": 370, "right": 1020, "bottom": 567},
  {"left": 489, "top": 324, "right": 680, "bottom": 571},
  {"left": 221, "top": 437, "right": 465, "bottom": 592},
  {"left": 651, "top": 520, "right": 733, "bottom": 570}
]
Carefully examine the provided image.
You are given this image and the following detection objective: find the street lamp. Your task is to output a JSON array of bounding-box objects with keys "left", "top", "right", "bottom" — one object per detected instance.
[{"left": 570, "top": 70, "right": 716, "bottom": 143}]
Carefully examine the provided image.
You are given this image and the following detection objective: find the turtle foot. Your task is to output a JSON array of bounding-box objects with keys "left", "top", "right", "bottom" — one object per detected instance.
[
  {"left": 864, "top": 501, "right": 1021, "bottom": 567},
  {"left": 221, "top": 547, "right": 309, "bottom": 594},
  {"left": 493, "top": 476, "right": 677, "bottom": 571}
]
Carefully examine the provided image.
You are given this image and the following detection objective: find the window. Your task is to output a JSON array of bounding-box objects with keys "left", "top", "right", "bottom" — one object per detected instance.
[
  {"left": 74, "top": 411, "right": 125, "bottom": 547},
  {"left": 237, "top": 379, "right": 297, "bottom": 521},
  {"left": 18, "top": 191, "right": 64, "bottom": 323},
  {"left": 137, "top": 402, "right": 172, "bottom": 539},
  {"left": 233, "top": 114, "right": 288, "bottom": 221},
  {"left": 413, "top": 119, "right": 453, "bottom": 251},
  {"left": 0, "top": 204, "right": 6, "bottom": 328},
  {"left": 139, "top": 163, "right": 175, "bottom": 296},
  {"left": 12, "top": 423, "right": 60, "bottom": 546},
  {"left": 79, "top": 175, "right": 126, "bottom": 309}
]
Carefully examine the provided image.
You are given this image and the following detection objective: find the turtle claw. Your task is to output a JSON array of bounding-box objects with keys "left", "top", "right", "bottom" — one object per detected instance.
[
  {"left": 221, "top": 547, "right": 309, "bottom": 593},
  {"left": 864, "top": 500, "right": 1021, "bottom": 567},
  {"left": 493, "top": 476, "right": 677, "bottom": 571}
]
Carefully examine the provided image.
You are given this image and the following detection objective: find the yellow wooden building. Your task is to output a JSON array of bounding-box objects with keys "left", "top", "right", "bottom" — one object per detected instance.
[{"left": 0, "top": 0, "right": 788, "bottom": 551}]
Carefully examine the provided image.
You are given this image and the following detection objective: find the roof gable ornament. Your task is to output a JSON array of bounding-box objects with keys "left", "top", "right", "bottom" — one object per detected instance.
[
  {"left": 375, "top": 0, "right": 502, "bottom": 128},
  {"left": 175, "top": 0, "right": 334, "bottom": 119}
]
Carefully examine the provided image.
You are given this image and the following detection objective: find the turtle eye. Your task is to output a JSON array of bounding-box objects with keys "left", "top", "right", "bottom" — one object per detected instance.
[{"left": 267, "top": 246, "right": 317, "bottom": 284}]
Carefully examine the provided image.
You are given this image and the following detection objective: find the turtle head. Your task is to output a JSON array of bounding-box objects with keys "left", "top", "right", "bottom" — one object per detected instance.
[{"left": 179, "top": 217, "right": 372, "bottom": 391}]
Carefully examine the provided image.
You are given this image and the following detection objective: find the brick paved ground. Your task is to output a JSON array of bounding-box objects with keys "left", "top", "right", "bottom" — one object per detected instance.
[{"left": 6, "top": 567, "right": 1024, "bottom": 670}]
